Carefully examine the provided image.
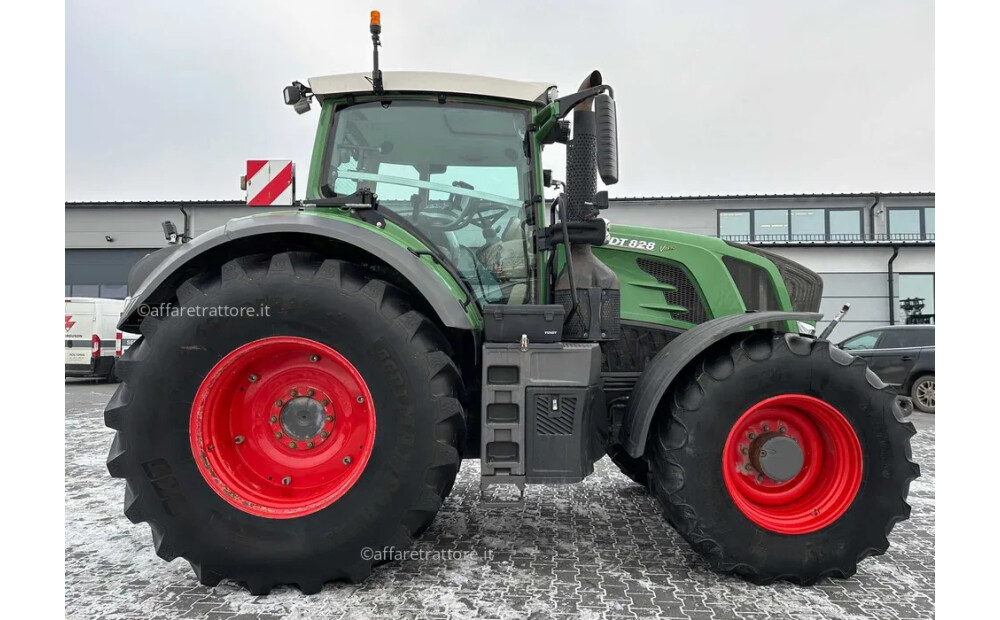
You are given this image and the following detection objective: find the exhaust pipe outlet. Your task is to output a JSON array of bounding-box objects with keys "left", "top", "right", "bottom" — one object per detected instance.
[
  {"left": 555, "top": 70, "right": 620, "bottom": 341},
  {"left": 565, "top": 71, "right": 602, "bottom": 223}
]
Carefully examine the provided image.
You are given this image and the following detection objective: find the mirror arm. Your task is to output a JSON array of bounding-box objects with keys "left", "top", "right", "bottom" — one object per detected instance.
[{"left": 554, "top": 85, "right": 614, "bottom": 119}]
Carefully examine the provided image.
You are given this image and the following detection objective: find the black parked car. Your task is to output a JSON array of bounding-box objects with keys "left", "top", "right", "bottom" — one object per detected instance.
[{"left": 839, "top": 325, "right": 935, "bottom": 413}]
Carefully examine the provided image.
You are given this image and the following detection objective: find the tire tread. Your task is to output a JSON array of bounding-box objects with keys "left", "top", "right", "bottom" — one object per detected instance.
[{"left": 104, "top": 251, "right": 466, "bottom": 594}]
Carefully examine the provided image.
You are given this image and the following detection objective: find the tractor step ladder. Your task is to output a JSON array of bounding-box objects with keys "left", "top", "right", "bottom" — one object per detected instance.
[
  {"left": 480, "top": 342, "right": 529, "bottom": 507},
  {"left": 479, "top": 341, "right": 602, "bottom": 506}
]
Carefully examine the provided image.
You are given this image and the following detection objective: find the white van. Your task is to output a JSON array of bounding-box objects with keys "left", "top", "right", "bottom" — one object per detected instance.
[{"left": 65, "top": 297, "right": 138, "bottom": 380}]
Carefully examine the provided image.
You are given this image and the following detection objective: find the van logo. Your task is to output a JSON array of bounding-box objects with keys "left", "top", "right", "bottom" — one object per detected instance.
[{"left": 65, "top": 315, "right": 76, "bottom": 332}]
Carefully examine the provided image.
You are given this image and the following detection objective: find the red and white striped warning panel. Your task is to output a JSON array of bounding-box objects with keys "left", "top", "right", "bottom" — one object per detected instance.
[{"left": 246, "top": 160, "right": 294, "bottom": 206}]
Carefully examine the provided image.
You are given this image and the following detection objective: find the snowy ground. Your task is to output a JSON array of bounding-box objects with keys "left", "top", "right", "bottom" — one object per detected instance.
[{"left": 66, "top": 381, "right": 934, "bottom": 619}]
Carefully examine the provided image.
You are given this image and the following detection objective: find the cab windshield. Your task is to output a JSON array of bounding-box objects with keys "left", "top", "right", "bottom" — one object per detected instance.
[{"left": 324, "top": 100, "right": 534, "bottom": 305}]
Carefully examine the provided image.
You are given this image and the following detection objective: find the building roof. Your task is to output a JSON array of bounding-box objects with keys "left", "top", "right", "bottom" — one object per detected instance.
[
  {"left": 66, "top": 200, "right": 246, "bottom": 208},
  {"left": 307, "top": 71, "right": 555, "bottom": 104},
  {"left": 65, "top": 191, "right": 935, "bottom": 209},
  {"left": 611, "top": 191, "right": 934, "bottom": 202},
  {"left": 612, "top": 191, "right": 934, "bottom": 202}
]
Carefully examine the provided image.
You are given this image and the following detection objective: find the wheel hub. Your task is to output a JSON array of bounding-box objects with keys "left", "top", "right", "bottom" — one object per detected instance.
[
  {"left": 722, "top": 394, "right": 863, "bottom": 535},
  {"left": 280, "top": 396, "right": 327, "bottom": 440},
  {"left": 749, "top": 433, "right": 804, "bottom": 482},
  {"left": 189, "top": 336, "right": 376, "bottom": 519}
]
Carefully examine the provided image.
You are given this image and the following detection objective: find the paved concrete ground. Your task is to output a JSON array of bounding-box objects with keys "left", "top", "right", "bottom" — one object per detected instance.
[{"left": 66, "top": 381, "right": 934, "bottom": 619}]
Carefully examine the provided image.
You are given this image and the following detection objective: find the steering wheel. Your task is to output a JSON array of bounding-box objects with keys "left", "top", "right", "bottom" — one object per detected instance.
[{"left": 418, "top": 181, "right": 511, "bottom": 232}]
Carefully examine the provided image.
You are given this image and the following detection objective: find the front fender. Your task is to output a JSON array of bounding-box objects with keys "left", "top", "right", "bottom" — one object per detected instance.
[
  {"left": 119, "top": 210, "right": 477, "bottom": 332},
  {"left": 620, "top": 310, "right": 822, "bottom": 457}
]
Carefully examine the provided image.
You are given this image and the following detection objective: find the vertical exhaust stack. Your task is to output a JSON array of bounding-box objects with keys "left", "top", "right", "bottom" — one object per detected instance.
[{"left": 555, "top": 71, "right": 621, "bottom": 341}]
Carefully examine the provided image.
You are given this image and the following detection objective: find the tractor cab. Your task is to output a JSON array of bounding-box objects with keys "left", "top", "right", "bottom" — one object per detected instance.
[
  {"left": 313, "top": 86, "right": 540, "bottom": 305},
  {"left": 286, "top": 62, "right": 622, "bottom": 342}
]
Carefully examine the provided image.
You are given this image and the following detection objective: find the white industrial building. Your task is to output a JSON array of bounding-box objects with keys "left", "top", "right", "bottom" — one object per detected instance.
[
  {"left": 607, "top": 192, "right": 934, "bottom": 338},
  {"left": 65, "top": 192, "right": 933, "bottom": 339}
]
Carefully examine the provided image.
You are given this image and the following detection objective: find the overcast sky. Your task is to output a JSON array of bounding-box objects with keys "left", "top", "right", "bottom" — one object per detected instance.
[{"left": 65, "top": 0, "right": 933, "bottom": 201}]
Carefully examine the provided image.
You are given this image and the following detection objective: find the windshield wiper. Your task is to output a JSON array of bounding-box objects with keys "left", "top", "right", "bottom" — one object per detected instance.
[{"left": 302, "top": 187, "right": 380, "bottom": 209}]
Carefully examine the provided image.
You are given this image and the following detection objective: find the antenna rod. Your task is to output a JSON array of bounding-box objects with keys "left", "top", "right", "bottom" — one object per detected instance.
[{"left": 370, "top": 10, "right": 383, "bottom": 94}]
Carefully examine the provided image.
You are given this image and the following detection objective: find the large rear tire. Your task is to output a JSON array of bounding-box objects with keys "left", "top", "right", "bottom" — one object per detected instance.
[
  {"left": 105, "top": 252, "right": 466, "bottom": 594},
  {"left": 648, "top": 331, "right": 919, "bottom": 585}
]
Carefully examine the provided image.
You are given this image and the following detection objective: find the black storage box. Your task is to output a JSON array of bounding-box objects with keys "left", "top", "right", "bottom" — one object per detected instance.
[{"left": 483, "top": 304, "right": 565, "bottom": 343}]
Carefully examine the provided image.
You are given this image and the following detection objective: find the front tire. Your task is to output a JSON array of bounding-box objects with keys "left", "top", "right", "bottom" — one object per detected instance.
[
  {"left": 105, "top": 252, "right": 466, "bottom": 594},
  {"left": 648, "top": 331, "right": 919, "bottom": 585}
]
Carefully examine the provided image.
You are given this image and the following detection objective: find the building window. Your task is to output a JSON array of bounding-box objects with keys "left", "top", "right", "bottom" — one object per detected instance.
[
  {"left": 754, "top": 209, "right": 788, "bottom": 241},
  {"left": 99, "top": 284, "right": 129, "bottom": 299},
  {"left": 71, "top": 284, "right": 101, "bottom": 297},
  {"left": 828, "top": 209, "right": 863, "bottom": 240},
  {"left": 898, "top": 273, "right": 935, "bottom": 317},
  {"left": 719, "top": 207, "right": 867, "bottom": 242},
  {"left": 790, "top": 209, "right": 824, "bottom": 240},
  {"left": 719, "top": 211, "right": 751, "bottom": 240},
  {"left": 888, "top": 207, "right": 934, "bottom": 240},
  {"left": 888, "top": 209, "right": 921, "bottom": 239}
]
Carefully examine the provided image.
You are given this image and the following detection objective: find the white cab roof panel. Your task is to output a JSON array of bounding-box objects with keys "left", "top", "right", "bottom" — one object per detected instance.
[{"left": 308, "top": 71, "right": 555, "bottom": 104}]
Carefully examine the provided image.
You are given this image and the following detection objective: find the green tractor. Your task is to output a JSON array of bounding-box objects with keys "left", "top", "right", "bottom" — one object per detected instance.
[{"left": 105, "top": 13, "right": 918, "bottom": 594}]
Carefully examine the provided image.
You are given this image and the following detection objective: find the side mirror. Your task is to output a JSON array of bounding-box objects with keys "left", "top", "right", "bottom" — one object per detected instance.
[{"left": 595, "top": 93, "right": 618, "bottom": 185}]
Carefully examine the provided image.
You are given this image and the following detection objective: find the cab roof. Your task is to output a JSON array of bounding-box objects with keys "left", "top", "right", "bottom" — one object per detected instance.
[{"left": 308, "top": 71, "right": 555, "bottom": 105}]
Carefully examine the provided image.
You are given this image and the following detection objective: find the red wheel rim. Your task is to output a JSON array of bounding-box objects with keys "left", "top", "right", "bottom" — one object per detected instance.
[
  {"left": 190, "top": 336, "right": 376, "bottom": 519},
  {"left": 722, "top": 394, "right": 862, "bottom": 534}
]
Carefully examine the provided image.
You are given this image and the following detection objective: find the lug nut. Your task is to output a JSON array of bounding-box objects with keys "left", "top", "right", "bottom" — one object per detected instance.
[
  {"left": 741, "top": 447, "right": 748, "bottom": 455},
  {"left": 343, "top": 456, "right": 352, "bottom": 465},
  {"left": 275, "top": 399, "right": 283, "bottom": 407},
  {"left": 356, "top": 396, "right": 365, "bottom": 404},
  {"left": 779, "top": 426, "right": 786, "bottom": 434},
  {"left": 744, "top": 463, "right": 753, "bottom": 471},
  {"left": 748, "top": 432, "right": 756, "bottom": 439},
  {"left": 322, "top": 399, "right": 330, "bottom": 406},
  {"left": 289, "top": 441, "right": 297, "bottom": 449},
  {"left": 325, "top": 415, "right": 334, "bottom": 422},
  {"left": 320, "top": 431, "right": 329, "bottom": 439},
  {"left": 281, "top": 477, "right": 291, "bottom": 485},
  {"left": 249, "top": 374, "right": 258, "bottom": 383},
  {"left": 291, "top": 389, "right": 299, "bottom": 397},
  {"left": 756, "top": 474, "right": 764, "bottom": 483},
  {"left": 275, "top": 432, "right": 283, "bottom": 439},
  {"left": 762, "top": 424, "right": 770, "bottom": 431},
  {"left": 307, "top": 441, "right": 314, "bottom": 449},
  {"left": 310, "top": 354, "right": 320, "bottom": 362},
  {"left": 270, "top": 415, "right": 278, "bottom": 423},
  {"left": 234, "top": 435, "right": 245, "bottom": 444},
  {"left": 307, "top": 389, "right": 315, "bottom": 397}
]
